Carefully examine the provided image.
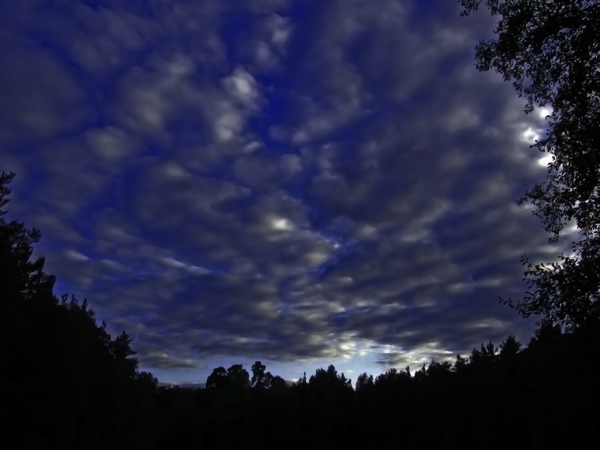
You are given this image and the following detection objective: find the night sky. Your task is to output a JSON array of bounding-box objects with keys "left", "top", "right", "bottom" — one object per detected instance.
[{"left": 0, "top": 0, "right": 572, "bottom": 385}]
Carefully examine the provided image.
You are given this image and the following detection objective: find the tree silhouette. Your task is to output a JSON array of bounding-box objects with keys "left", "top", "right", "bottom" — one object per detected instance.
[
  {"left": 354, "top": 372, "right": 374, "bottom": 392},
  {"left": 0, "top": 171, "right": 56, "bottom": 303},
  {"left": 206, "top": 366, "right": 230, "bottom": 390},
  {"left": 152, "top": 325, "right": 600, "bottom": 450},
  {"left": 251, "top": 360, "right": 267, "bottom": 388},
  {"left": 308, "top": 364, "right": 352, "bottom": 396},
  {"left": 227, "top": 363, "right": 250, "bottom": 388},
  {"left": 0, "top": 171, "right": 159, "bottom": 449},
  {"left": 460, "top": 0, "right": 600, "bottom": 330}
]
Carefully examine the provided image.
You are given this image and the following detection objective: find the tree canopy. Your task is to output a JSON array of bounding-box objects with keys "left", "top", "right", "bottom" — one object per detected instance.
[
  {"left": 0, "top": 171, "right": 159, "bottom": 450},
  {"left": 460, "top": 0, "right": 600, "bottom": 329}
]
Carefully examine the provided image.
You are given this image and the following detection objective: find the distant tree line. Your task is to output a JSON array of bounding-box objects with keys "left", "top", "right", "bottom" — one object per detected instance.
[{"left": 155, "top": 324, "right": 600, "bottom": 450}]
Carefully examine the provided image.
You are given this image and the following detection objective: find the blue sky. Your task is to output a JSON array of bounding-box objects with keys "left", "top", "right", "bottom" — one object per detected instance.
[{"left": 0, "top": 0, "right": 571, "bottom": 384}]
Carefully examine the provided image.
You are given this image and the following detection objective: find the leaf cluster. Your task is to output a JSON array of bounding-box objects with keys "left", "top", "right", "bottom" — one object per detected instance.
[{"left": 460, "top": 0, "right": 600, "bottom": 329}]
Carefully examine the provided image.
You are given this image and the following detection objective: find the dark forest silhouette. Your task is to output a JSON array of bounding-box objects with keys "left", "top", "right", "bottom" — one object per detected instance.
[
  {"left": 2, "top": 165, "right": 600, "bottom": 450},
  {"left": 1, "top": 171, "right": 159, "bottom": 449}
]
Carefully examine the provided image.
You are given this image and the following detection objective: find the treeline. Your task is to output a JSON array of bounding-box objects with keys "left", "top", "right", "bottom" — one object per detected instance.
[
  {"left": 157, "top": 324, "right": 600, "bottom": 450},
  {"left": 2, "top": 169, "right": 599, "bottom": 450}
]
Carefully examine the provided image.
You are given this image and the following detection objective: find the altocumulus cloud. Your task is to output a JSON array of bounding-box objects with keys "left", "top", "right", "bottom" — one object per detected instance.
[{"left": 0, "top": 0, "right": 571, "bottom": 383}]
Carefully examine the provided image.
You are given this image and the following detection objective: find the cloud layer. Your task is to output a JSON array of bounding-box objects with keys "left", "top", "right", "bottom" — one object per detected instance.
[{"left": 0, "top": 0, "right": 564, "bottom": 383}]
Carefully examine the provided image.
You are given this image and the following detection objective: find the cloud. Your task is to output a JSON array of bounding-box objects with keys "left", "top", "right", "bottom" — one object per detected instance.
[
  {"left": 0, "top": 0, "right": 563, "bottom": 382},
  {"left": 0, "top": 29, "right": 92, "bottom": 146}
]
